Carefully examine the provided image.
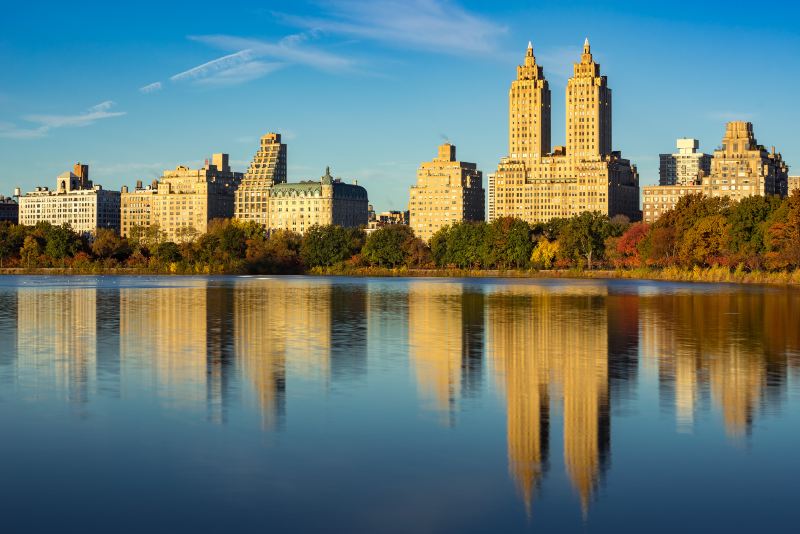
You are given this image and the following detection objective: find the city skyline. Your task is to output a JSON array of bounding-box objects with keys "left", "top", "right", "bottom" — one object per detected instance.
[{"left": 2, "top": 1, "right": 799, "bottom": 212}]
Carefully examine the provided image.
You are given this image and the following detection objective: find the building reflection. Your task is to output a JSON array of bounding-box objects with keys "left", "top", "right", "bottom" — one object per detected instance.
[
  {"left": 640, "top": 290, "right": 800, "bottom": 437},
  {"left": 15, "top": 288, "right": 99, "bottom": 404},
  {"left": 6, "top": 277, "right": 800, "bottom": 521},
  {"left": 487, "top": 284, "right": 621, "bottom": 515},
  {"left": 408, "top": 282, "right": 484, "bottom": 426}
]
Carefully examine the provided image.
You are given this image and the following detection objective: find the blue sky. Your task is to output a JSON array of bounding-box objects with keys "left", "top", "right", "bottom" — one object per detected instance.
[{"left": 2, "top": 0, "right": 799, "bottom": 212}]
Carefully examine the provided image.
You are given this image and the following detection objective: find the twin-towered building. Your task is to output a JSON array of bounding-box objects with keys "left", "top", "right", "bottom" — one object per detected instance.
[{"left": 490, "top": 40, "right": 640, "bottom": 223}]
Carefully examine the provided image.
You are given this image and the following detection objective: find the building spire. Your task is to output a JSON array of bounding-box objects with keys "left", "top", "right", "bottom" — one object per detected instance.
[{"left": 583, "top": 37, "right": 590, "bottom": 53}]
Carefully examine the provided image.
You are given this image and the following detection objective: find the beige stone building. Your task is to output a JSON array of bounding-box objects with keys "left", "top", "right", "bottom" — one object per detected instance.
[
  {"left": 121, "top": 153, "right": 242, "bottom": 242},
  {"left": 491, "top": 40, "right": 640, "bottom": 223},
  {"left": 234, "top": 132, "right": 288, "bottom": 226},
  {"left": 659, "top": 138, "right": 711, "bottom": 186},
  {"left": 267, "top": 167, "right": 368, "bottom": 234},
  {"left": 18, "top": 163, "right": 120, "bottom": 234},
  {"left": 790, "top": 176, "right": 800, "bottom": 194},
  {"left": 705, "top": 121, "right": 788, "bottom": 200},
  {"left": 642, "top": 122, "right": 789, "bottom": 223},
  {"left": 409, "top": 143, "right": 485, "bottom": 242},
  {"left": 642, "top": 184, "right": 705, "bottom": 223},
  {"left": 120, "top": 181, "right": 157, "bottom": 238}
]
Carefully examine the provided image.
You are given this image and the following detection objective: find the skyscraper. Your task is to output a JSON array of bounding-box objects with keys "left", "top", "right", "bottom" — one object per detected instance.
[
  {"left": 642, "top": 122, "right": 789, "bottom": 223},
  {"left": 659, "top": 138, "right": 711, "bottom": 186},
  {"left": 235, "top": 133, "right": 287, "bottom": 226},
  {"left": 509, "top": 42, "right": 551, "bottom": 159},
  {"left": 409, "top": 143, "right": 485, "bottom": 242},
  {"left": 491, "top": 40, "right": 640, "bottom": 223}
]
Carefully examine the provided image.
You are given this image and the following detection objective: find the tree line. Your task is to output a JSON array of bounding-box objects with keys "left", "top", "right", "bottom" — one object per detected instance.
[{"left": 0, "top": 190, "right": 798, "bottom": 274}]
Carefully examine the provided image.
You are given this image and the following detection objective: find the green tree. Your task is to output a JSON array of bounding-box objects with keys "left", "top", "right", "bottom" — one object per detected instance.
[
  {"left": 155, "top": 241, "right": 181, "bottom": 263},
  {"left": 362, "top": 225, "right": 429, "bottom": 267},
  {"left": 301, "top": 225, "right": 365, "bottom": 268},
  {"left": 726, "top": 195, "right": 782, "bottom": 255},
  {"left": 20, "top": 235, "right": 42, "bottom": 268},
  {"left": 43, "top": 223, "right": 83, "bottom": 263},
  {"left": 91, "top": 228, "right": 131, "bottom": 260},
  {"left": 265, "top": 229, "right": 303, "bottom": 272},
  {"left": 484, "top": 217, "right": 532, "bottom": 269},
  {"left": 558, "top": 211, "right": 612, "bottom": 269}
]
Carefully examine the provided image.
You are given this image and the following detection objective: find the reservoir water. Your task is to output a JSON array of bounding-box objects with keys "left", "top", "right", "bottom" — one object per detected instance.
[{"left": 0, "top": 275, "right": 798, "bottom": 533}]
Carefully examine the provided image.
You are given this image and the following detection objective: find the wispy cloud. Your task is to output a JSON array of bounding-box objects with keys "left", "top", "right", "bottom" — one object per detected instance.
[
  {"left": 165, "top": 31, "right": 351, "bottom": 88},
  {"left": 278, "top": 0, "right": 507, "bottom": 56},
  {"left": 0, "top": 101, "right": 126, "bottom": 139},
  {"left": 139, "top": 81, "right": 163, "bottom": 94}
]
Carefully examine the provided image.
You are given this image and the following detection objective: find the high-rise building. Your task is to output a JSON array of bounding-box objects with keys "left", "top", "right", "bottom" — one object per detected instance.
[
  {"left": 706, "top": 121, "right": 788, "bottom": 199},
  {"left": 234, "top": 133, "right": 288, "bottom": 226},
  {"left": 18, "top": 164, "right": 120, "bottom": 234},
  {"left": 642, "top": 122, "right": 789, "bottom": 223},
  {"left": 409, "top": 143, "right": 485, "bottom": 242},
  {"left": 487, "top": 173, "right": 496, "bottom": 222},
  {"left": 492, "top": 40, "right": 640, "bottom": 223},
  {"left": 0, "top": 195, "right": 19, "bottom": 223},
  {"left": 266, "top": 167, "right": 368, "bottom": 234},
  {"left": 659, "top": 138, "right": 712, "bottom": 186},
  {"left": 509, "top": 42, "right": 551, "bottom": 159},
  {"left": 120, "top": 180, "right": 157, "bottom": 238},
  {"left": 121, "top": 154, "right": 242, "bottom": 242}
]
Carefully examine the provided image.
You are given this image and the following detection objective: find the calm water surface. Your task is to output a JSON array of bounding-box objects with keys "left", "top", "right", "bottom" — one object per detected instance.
[{"left": 0, "top": 275, "right": 798, "bottom": 533}]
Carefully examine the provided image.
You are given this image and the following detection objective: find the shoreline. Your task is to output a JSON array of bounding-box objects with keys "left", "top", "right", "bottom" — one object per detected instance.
[{"left": 1, "top": 266, "right": 799, "bottom": 287}]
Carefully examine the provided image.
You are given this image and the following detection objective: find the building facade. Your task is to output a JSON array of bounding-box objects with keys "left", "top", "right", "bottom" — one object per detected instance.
[
  {"left": 267, "top": 167, "right": 368, "bottom": 234},
  {"left": 790, "top": 176, "right": 800, "bottom": 194},
  {"left": 491, "top": 40, "right": 640, "bottom": 224},
  {"left": 409, "top": 143, "right": 485, "bottom": 242},
  {"left": 705, "top": 121, "right": 788, "bottom": 200},
  {"left": 234, "top": 132, "right": 288, "bottom": 227},
  {"left": 120, "top": 181, "right": 158, "bottom": 238},
  {"left": 121, "top": 154, "right": 242, "bottom": 242},
  {"left": 0, "top": 195, "right": 19, "bottom": 223},
  {"left": 641, "top": 184, "right": 705, "bottom": 223},
  {"left": 366, "top": 209, "right": 410, "bottom": 235},
  {"left": 642, "top": 122, "right": 789, "bottom": 223},
  {"left": 659, "top": 138, "right": 711, "bottom": 186},
  {"left": 487, "top": 173, "right": 496, "bottom": 222},
  {"left": 18, "top": 163, "right": 120, "bottom": 233}
]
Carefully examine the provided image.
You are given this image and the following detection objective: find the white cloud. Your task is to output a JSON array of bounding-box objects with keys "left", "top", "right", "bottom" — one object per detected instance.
[
  {"left": 278, "top": 0, "right": 507, "bottom": 56},
  {"left": 25, "top": 101, "right": 126, "bottom": 129},
  {"left": 165, "top": 31, "right": 352, "bottom": 89},
  {"left": 0, "top": 101, "right": 126, "bottom": 139},
  {"left": 139, "top": 81, "right": 163, "bottom": 94}
]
